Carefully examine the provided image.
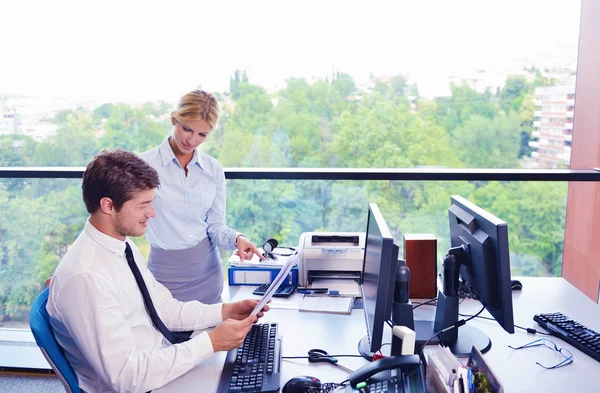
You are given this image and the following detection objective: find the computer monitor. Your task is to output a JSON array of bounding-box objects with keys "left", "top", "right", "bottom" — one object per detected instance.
[
  {"left": 449, "top": 195, "right": 514, "bottom": 333},
  {"left": 358, "top": 203, "right": 400, "bottom": 359},
  {"left": 414, "top": 195, "right": 515, "bottom": 356}
]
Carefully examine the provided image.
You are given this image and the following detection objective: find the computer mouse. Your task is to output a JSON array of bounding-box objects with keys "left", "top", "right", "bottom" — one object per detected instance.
[
  {"left": 282, "top": 375, "right": 321, "bottom": 393},
  {"left": 511, "top": 279, "right": 523, "bottom": 290}
]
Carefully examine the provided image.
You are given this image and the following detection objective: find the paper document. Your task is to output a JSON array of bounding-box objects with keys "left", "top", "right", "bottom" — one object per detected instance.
[
  {"left": 310, "top": 278, "right": 361, "bottom": 297},
  {"left": 251, "top": 251, "right": 299, "bottom": 316},
  {"left": 299, "top": 296, "right": 354, "bottom": 315},
  {"left": 228, "top": 248, "right": 293, "bottom": 267}
]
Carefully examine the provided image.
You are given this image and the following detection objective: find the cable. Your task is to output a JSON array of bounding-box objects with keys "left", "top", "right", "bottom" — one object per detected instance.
[
  {"left": 458, "top": 312, "right": 552, "bottom": 335},
  {"left": 418, "top": 305, "right": 486, "bottom": 379},
  {"left": 412, "top": 297, "right": 438, "bottom": 309},
  {"left": 419, "top": 305, "right": 486, "bottom": 356},
  {"left": 282, "top": 354, "right": 364, "bottom": 359}
]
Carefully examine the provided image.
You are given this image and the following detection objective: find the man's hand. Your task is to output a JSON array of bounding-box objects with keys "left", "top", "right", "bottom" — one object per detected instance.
[
  {"left": 223, "top": 299, "right": 270, "bottom": 320},
  {"left": 236, "top": 235, "right": 265, "bottom": 261},
  {"left": 208, "top": 315, "right": 257, "bottom": 352}
]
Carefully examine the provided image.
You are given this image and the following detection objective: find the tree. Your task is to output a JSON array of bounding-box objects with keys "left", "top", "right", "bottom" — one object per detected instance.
[
  {"left": 435, "top": 84, "right": 498, "bottom": 132},
  {"left": 500, "top": 75, "right": 530, "bottom": 113},
  {"left": 517, "top": 93, "right": 535, "bottom": 158},
  {"left": 229, "top": 69, "right": 249, "bottom": 100},
  {"left": 331, "top": 72, "right": 356, "bottom": 99},
  {"left": 452, "top": 114, "right": 521, "bottom": 168},
  {"left": 0, "top": 136, "right": 34, "bottom": 193},
  {"left": 99, "top": 103, "right": 169, "bottom": 154}
]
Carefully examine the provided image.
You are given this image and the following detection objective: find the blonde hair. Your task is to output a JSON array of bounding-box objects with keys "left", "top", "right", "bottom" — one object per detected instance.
[{"left": 171, "top": 89, "right": 220, "bottom": 129}]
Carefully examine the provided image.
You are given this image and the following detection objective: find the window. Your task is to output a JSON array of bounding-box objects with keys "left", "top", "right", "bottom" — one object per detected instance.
[{"left": 0, "top": 0, "right": 582, "bottom": 331}]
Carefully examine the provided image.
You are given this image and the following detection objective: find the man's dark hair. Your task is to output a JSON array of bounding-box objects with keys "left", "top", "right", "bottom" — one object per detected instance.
[{"left": 82, "top": 149, "right": 160, "bottom": 214}]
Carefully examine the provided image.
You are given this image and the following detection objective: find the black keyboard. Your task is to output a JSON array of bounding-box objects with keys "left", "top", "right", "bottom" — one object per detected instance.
[
  {"left": 217, "top": 322, "right": 282, "bottom": 393},
  {"left": 533, "top": 312, "right": 600, "bottom": 362}
]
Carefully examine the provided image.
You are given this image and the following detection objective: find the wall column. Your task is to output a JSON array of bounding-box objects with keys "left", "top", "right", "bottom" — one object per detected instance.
[{"left": 562, "top": 0, "right": 600, "bottom": 300}]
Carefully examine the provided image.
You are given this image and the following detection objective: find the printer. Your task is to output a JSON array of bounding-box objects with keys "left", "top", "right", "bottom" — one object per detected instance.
[{"left": 298, "top": 232, "right": 365, "bottom": 295}]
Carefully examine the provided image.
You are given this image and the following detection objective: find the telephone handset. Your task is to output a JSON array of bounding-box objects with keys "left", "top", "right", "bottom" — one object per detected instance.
[{"left": 346, "top": 355, "right": 423, "bottom": 392}]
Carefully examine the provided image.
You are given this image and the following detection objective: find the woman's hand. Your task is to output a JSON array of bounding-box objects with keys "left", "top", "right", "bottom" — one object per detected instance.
[
  {"left": 236, "top": 235, "right": 265, "bottom": 261},
  {"left": 223, "top": 299, "right": 270, "bottom": 320}
]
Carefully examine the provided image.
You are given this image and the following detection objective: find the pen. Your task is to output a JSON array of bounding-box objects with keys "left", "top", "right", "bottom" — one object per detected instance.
[{"left": 458, "top": 375, "right": 465, "bottom": 393}]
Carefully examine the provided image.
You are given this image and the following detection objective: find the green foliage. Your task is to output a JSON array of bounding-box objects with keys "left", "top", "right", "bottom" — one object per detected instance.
[
  {"left": 99, "top": 103, "right": 170, "bottom": 154},
  {"left": 1, "top": 70, "right": 568, "bottom": 324},
  {"left": 452, "top": 114, "right": 522, "bottom": 168},
  {"left": 436, "top": 85, "right": 498, "bottom": 132},
  {"left": 500, "top": 75, "right": 530, "bottom": 113}
]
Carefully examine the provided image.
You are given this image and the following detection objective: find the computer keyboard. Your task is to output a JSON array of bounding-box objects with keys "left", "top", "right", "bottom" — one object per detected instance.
[
  {"left": 533, "top": 312, "right": 600, "bottom": 362},
  {"left": 217, "top": 322, "right": 282, "bottom": 393}
]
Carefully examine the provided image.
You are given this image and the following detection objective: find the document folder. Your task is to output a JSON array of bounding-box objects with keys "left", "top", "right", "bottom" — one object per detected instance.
[{"left": 228, "top": 265, "right": 298, "bottom": 286}]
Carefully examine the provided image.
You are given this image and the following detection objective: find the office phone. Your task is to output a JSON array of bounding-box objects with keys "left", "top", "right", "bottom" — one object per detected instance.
[{"left": 345, "top": 355, "right": 425, "bottom": 393}]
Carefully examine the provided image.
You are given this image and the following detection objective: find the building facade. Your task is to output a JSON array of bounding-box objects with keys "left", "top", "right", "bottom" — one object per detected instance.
[{"left": 530, "top": 76, "right": 576, "bottom": 168}]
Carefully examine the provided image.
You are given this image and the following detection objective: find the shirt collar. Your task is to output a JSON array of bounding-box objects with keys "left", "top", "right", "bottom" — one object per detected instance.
[
  {"left": 158, "top": 137, "right": 204, "bottom": 170},
  {"left": 84, "top": 218, "right": 128, "bottom": 256}
]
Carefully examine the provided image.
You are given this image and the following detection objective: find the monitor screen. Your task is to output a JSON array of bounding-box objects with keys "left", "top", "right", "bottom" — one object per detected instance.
[
  {"left": 449, "top": 195, "right": 515, "bottom": 334},
  {"left": 360, "top": 203, "right": 399, "bottom": 355}
]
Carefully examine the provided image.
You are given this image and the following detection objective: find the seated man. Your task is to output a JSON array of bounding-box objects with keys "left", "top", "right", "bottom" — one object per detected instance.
[{"left": 47, "top": 149, "right": 268, "bottom": 393}]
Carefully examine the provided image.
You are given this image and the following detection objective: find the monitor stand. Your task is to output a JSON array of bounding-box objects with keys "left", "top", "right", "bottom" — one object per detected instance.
[
  {"left": 357, "top": 328, "right": 396, "bottom": 360},
  {"left": 358, "top": 335, "right": 377, "bottom": 360},
  {"left": 414, "top": 290, "right": 491, "bottom": 357},
  {"left": 414, "top": 320, "right": 491, "bottom": 357}
]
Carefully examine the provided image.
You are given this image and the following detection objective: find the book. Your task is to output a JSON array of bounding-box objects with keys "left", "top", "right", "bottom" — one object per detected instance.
[
  {"left": 298, "top": 295, "right": 353, "bottom": 315},
  {"left": 467, "top": 346, "right": 504, "bottom": 393}
]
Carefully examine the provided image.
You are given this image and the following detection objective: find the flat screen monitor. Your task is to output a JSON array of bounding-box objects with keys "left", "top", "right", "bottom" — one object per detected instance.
[
  {"left": 359, "top": 203, "right": 399, "bottom": 359},
  {"left": 414, "top": 195, "right": 515, "bottom": 356},
  {"left": 449, "top": 195, "right": 514, "bottom": 333}
]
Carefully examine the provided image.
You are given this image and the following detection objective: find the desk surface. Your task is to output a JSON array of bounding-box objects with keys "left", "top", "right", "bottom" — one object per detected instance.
[{"left": 155, "top": 277, "right": 600, "bottom": 393}]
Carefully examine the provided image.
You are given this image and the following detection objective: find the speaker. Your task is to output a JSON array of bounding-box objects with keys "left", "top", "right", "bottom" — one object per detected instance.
[{"left": 403, "top": 234, "right": 438, "bottom": 299}]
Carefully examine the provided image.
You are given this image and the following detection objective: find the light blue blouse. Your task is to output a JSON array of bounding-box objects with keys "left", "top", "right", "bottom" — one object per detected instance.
[{"left": 139, "top": 138, "right": 241, "bottom": 251}]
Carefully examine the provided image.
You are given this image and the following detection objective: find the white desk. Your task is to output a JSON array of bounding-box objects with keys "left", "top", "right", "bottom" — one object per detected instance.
[{"left": 156, "top": 277, "right": 600, "bottom": 393}]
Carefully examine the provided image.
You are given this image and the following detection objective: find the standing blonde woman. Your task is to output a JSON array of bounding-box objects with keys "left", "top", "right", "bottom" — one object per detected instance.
[{"left": 140, "top": 89, "right": 264, "bottom": 304}]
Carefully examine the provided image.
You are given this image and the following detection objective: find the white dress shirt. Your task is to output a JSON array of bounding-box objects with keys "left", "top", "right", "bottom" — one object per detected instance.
[
  {"left": 47, "top": 219, "right": 224, "bottom": 393},
  {"left": 139, "top": 138, "right": 241, "bottom": 251}
]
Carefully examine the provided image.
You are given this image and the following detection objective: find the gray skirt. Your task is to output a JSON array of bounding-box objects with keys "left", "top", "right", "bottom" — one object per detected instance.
[{"left": 148, "top": 237, "right": 224, "bottom": 304}]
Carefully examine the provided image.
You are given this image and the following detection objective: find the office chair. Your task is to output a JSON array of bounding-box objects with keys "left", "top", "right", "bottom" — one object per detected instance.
[{"left": 30, "top": 287, "right": 82, "bottom": 393}]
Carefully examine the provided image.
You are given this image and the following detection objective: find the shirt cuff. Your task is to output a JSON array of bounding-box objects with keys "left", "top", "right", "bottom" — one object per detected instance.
[
  {"left": 188, "top": 331, "right": 216, "bottom": 363},
  {"left": 204, "top": 303, "right": 224, "bottom": 326},
  {"left": 231, "top": 232, "right": 244, "bottom": 248}
]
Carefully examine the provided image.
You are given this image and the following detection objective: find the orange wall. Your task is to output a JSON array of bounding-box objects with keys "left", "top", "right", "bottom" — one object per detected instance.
[{"left": 562, "top": 0, "right": 600, "bottom": 300}]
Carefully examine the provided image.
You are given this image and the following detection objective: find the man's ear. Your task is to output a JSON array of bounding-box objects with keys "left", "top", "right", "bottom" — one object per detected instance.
[{"left": 99, "top": 197, "right": 115, "bottom": 215}]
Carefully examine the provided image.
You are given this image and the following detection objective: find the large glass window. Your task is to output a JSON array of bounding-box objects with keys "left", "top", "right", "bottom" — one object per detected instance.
[
  {"left": 0, "top": 178, "right": 568, "bottom": 329},
  {"left": 0, "top": 0, "right": 581, "bottom": 335}
]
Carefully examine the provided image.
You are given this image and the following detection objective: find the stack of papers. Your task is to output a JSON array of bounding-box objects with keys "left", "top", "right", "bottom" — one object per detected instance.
[
  {"left": 228, "top": 249, "right": 293, "bottom": 268},
  {"left": 309, "top": 278, "right": 361, "bottom": 298},
  {"left": 299, "top": 296, "right": 354, "bottom": 315}
]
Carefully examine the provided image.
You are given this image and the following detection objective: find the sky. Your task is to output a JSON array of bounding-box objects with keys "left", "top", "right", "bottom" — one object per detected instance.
[{"left": 1, "top": 0, "right": 582, "bottom": 103}]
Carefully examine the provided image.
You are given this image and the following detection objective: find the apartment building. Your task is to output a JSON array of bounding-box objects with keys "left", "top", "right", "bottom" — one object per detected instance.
[{"left": 530, "top": 76, "right": 575, "bottom": 168}]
